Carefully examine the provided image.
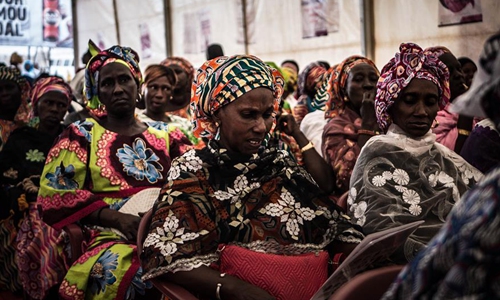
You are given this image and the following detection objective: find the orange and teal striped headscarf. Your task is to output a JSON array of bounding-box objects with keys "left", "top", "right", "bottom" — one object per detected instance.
[{"left": 191, "top": 55, "right": 284, "bottom": 140}]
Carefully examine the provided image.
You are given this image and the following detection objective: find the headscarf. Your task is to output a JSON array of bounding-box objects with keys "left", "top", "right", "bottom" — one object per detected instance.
[
  {"left": 424, "top": 46, "right": 451, "bottom": 58},
  {"left": 296, "top": 62, "right": 327, "bottom": 99},
  {"left": 266, "top": 61, "right": 297, "bottom": 96},
  {"left": 160, "top": 56, "right": 195, "bottom": 86},
  {"left": 191, "top": 55, "right": 284, "bottom": 140},
  {"left": 84, "top": 40, "right": 142, "bottom": 114},
  {"left": 314, "top": 55, "right": 379, "bottom": 118},
  {"left": 375, "top": 43, "right": 450, "bottom": 132},
  {"left": 0, "top": 66, "right": 30, "bottom": 124},
  {"left": 30, "top": 76, "right": 73, "bottom": 118}
]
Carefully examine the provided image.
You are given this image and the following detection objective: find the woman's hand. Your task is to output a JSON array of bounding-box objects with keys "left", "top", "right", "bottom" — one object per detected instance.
[
  {"left": 277, "top": 114, "right": 300, "bottom": 138},
  {"left": 222, "top": 278, "right": 276, "bottom": 300},
  {"left": 360, "top": 91, "right": 378, "bottom": 128},
  {"left": 113, "top": 212, "right": 141, "bottom": 241}
]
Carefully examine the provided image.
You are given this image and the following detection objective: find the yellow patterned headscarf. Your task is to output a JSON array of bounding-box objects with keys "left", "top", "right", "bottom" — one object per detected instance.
[{"left": 191, "top": 55, "right": 284, "bottom": 140}]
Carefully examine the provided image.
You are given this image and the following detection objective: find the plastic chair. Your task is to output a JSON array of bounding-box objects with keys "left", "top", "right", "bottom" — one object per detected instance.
[
  {"left": 328, "top": 265, "right": 405, "bottom": 300},
  {"left": 137, "top": 209, "right": 198, "bottom": 300}
]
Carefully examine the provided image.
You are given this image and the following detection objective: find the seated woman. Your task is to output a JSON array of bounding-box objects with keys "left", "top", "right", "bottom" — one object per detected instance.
[
  {"left": 0, "top": 66, "right": 30, "bottom": 152},
  {"left": 383, "top": 31, "right": 500, "bottom": 300},
  {"left": 34, "top": 42, "right": 187, "bottom": 299},
  {"left": 137, "top": 64, "right": 193, "bottom": 152},
  {"left": 348, "top": 43, "right": 482, "bottom": 264},
  {"left": 314, "top": 56, "right": 380, "bottom": 210},
  {"left": 293, "top": 62, "right": 327, "bottom": 125},
  {"left": 141, "top": 55, "right": 363, "bottom": 300},
  {"left": 0, "top": 77, "right": 71, "bottom": 295},
  {"left": 160, "top": 57, "right": 203, "bottom": 148},
  {"left": 460, "top": 118, "right": 500, "bottom": 173},
  {"left": 428, "top": 46, "right": 474, "bottom": 153}
]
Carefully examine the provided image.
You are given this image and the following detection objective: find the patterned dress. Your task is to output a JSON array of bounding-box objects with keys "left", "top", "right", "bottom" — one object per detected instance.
[
  {"left": 0, "top": 126, "right": 63, "bottom": 292},
  {"left": 141, "top": 141, "right": 363, "bottom": 282},
  {"left": 460, "top": 118, "right": 500, "bottom": 173},
  {"left": 348, "top": 124, "right": 482, "bottom": 263},
  {"left": 322, "top": 108, "right": 363, "bottom": 210},
  {"left": 29, "top": 118, "right": 188, "bottom": 300},
  {"left": 383, "top": 166, "right": 500, "bottom": 299}
]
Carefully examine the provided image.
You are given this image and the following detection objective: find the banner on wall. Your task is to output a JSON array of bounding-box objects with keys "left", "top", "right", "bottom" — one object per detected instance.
[
  {"left": 0, "top": 0, "right": 73, "bottom": 47},
  {"left": 183, "top": 8, "right": 212, "bottom": 54},
  {"left": 139, "top": 23, "right": 152, "bottom": 59},
  {"left": 438, "top": 0, "right": 483, "bottom": 27},
  {"left": 301, "top": 0, "right": 339, "bottom": 39}
]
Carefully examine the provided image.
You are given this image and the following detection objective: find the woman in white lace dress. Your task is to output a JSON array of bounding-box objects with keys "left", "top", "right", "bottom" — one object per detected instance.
[{"left": 347, "top": 43, "right": 482, "bottom": 264}]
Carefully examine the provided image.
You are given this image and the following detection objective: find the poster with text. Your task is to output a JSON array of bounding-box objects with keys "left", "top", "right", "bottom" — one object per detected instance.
[
  {"left": 438, "top": 0, "right": 483, "bottom": 27},
  {"left": 0, "top": 0, "right": 73, "bottom": 47},
  {"left": 302, "top": 0, "right": 339, "bottom": 39}
]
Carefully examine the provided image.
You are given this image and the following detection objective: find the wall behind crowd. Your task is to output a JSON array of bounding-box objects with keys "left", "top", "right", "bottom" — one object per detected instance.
[
  {"left": 374, "top": 0, "right": 500, "bottom": 68},
  {"left": 74, "top": 0, "right": 500, "bottom": 71}
]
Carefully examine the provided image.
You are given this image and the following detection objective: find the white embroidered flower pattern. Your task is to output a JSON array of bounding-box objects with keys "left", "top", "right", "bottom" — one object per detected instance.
[
  {"left": 372, "top": 175, "right": 386, "bottom": 187},
  {"left": 428, "top": 172, "right": 438, "bottom": 187},
  {"left": 214, "top": 174, "right": 260, "bottom": 204},
  {"left": 260, "top": 187, "right": 320, "bottom": 240},
  {"left": 393, "top": 169, "right": 410, "bottom": 185},
  {"left": 438, "top": 172, "right": 454, "bottom": 184},
  {"left": 382, "top": 171, "right": 393, "bottom": 180},
  {"left": 167, "top": 150, "right": 203, "bottom": 181},
  {"left": 143, "top": 210, "right": 208, "bottom": 263},
  {"left": 402, "top": 189, "right": 421, "bottom": 205},
  {"left": 394, "top": 185, "right": 408, "bottom": 193},
  {"left": 347, "top": 187, "right": 357, "bottom": 205},
  {"left": 409, "top": 204, "right": 422, "bottom": 216},
  {"left": 351, "top": 201, "right": 367, "bottom": 226}
]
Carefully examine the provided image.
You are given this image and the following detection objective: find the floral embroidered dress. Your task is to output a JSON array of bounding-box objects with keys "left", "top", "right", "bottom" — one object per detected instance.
[
  {"left": 34, "top": 117, "right": 182, "bottom": 300},
  {"left": 383, "top": 166, "right": 500, "bottom": 299},
  {"left": 348, "top": 124, "right": 482, "bottom": 263},
  {"left": 0, "top": 125, "right": 63, "bottom": 293},
  {"left": 141, "top": 141, "right": 363, "bottom": 281}
]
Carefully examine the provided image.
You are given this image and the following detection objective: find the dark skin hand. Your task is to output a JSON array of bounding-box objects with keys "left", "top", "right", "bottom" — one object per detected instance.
[
  {"left": 358, "top": 91, "right": 380, "bottom": 147},
  {"left": 162, "top": 265, "right": 275, "bottom": 300},
  {"left": 455, "top": 115, "right": 474, "bottom": 154},
  {"left": 278, "top": 114, "right": 336, "bottom": 194},
  {"left": 84, "top": 208, "right": 141, "bottom": 241}
]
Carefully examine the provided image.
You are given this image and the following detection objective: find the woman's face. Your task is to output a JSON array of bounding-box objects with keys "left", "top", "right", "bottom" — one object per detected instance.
[
  {"left": 215, "top": 87, "right": 275, "bottom": 155},
  {"left": 145, "top": 76, "right": 173, "bottom": 114},
  {"left": 98, "top": 62, "right": 138, "bottom": 117},
  {"left": 390, "top": 78, "right": 440, "bottom": 138},
  {"left": 36, "top": 91, "right": 69, "bottom": 126},
  {"left": 345, "top": 63, "right": 378, "bottom": 110},
  {"left": 439, "top": 52, "right": 467, "bottom": 101},
  {"left": 0, "top": 79, "right": 21, "bottom": 118},
  {"left": 461, "top": 61, "right": 477, "bottom": 88}
]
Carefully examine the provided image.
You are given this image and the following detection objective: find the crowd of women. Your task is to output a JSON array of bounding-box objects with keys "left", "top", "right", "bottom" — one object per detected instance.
[{"left": 0, "top": 30, "right": 499, "bottom": 300}]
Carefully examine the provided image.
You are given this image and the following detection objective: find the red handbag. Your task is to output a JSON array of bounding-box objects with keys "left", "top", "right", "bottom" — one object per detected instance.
[{"left": 218, "top": 244, "right": 329, "bottom": 300}]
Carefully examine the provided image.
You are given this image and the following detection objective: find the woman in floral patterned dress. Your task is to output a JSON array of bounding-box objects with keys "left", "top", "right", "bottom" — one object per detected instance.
[
  {"left": 0, "top": 76, "right": 71, "bottom": 295},
  {"left": 347, "top": 43, "right": 482, "bottom": 264},
  {"left": 33, "top": 42, "right": 188, "bottom": 300},
  {"left": 141, "top": 55, "right": 363, "bottom": 300}
]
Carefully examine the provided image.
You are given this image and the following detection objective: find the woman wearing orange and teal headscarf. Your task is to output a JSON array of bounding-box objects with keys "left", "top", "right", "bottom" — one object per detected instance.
[
  {"left": 141, "top": 55, "right": 362, "bottom": 300},
  {"left": 315, "top": 55, "right": 380, "bottom": 210}
]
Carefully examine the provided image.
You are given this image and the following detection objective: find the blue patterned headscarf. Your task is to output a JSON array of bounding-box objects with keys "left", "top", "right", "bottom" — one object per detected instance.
[{"left": 84, "top": 40, "right": 142, "bottom": 114}]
